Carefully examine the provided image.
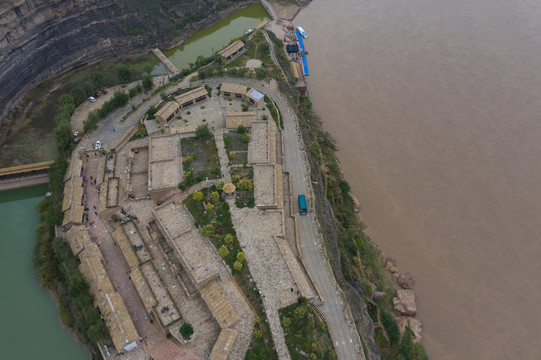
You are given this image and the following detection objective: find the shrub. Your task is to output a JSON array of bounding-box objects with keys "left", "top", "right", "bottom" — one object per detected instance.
[
  {"left": 218, "top": 245, "right": 229, "bottom": 258},
  {"left": 216, "top": 181, "right": 225, "bottom": 192},
  {"left": 236, "top": 124, "right": 247, "bottom": 134},
  {"left": 224, "top": 233, "right": 234, "bottom": 245},
  {"left": 233, "top": 260, "right": 243, "bottom": 271},
  {"left": 205, "top": 202, "right": 213, "bottom": 212},
  {"left": 195, "top": 124, "right": 213, "bottom": 141},
  {"left": 241, "top": 134, "right": 251, "bottom": 143},
  {"left": 193, "top": 191, "right": 204, "bottom": 202},
  {"left": 210, "top": 191, "right": 220, "bottom": 204},
  {"left": 236, "top": 251, "right": 246, "bottom": 263},
  {"left": 117, "top": 65, "right": 132, "bottom": 83},
  {"left": 254, "top": 330, "right": 263, "bottom": 341},
  {"left": 381, "top": 310, "right": 400, "bottom": 344},
  {"left": 179, "top": 323, "right": 194, "bottom": 339}
]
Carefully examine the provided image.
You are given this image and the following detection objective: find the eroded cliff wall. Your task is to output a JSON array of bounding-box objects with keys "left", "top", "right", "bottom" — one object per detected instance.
[{"left": 0, "top": 0, "right": 252, "bottom": 121}]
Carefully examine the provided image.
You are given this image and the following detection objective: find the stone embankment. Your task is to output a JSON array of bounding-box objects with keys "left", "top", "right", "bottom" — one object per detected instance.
[{"left": 384, "top": 258, "right": 424, "bottom": 344}]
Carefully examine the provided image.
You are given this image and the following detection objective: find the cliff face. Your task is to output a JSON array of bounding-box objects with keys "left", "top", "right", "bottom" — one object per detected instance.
[{"left": 0, "top": 0, "right": 252, "bottom": 121}]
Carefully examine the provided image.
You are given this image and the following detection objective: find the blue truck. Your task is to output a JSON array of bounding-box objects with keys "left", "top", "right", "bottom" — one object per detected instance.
[{"left": 298, "top": 194, "right": 307, "bottom": 215}]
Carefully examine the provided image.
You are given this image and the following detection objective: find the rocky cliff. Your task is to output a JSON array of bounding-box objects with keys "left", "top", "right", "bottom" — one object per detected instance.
[{"left": 0, "top": 0, "right": 253, "bottom": 121}]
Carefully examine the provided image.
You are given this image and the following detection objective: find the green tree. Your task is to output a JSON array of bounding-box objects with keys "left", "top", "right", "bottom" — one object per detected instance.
[
  {"left": 82, "top": 82, "right": 92, "bottom": 96},
  {"left": 53, "top": 120, "right": 72, "bottom": 153},
  {"left": 143, "top": 75, "right": 153, "bottom": 91},
  {"left": 253, "top": 316, "right": 261, "bottom": 325},
  {"left": 241, "top": 134, "right": 251, "bottom": 143},
  {"left": 210, "top": 191, "right": 220, "bottom": 203},
  {"left": 310, "top": 353, "right": 317, "bottom": 360},
  {"left": 282, "top": 317, "right": 291, "bottom": 328},
  {"left": 224, "top": 233, "right": 234, "bottom": 245},
  {"left": 233, "top": 260, "right": 243, "bottom": 271},
  {"left": 218, "top": 245, "right": 229, "bottom": 258},
  {"left": 179, "top": 323, "right": 194, "bottom": 339},
  {"left": 216, "top": 181, "right": 225, "bottom": 191},
  {"left": 256, "top": 67, "right": 266, "bottom": 80},
  {"left": 236, "top": 251, "right": 246, "bottom": 263},
  {"left": 193, "top": 191, "right": 204, "bottom": 202},
  {"left": 195, "top": 124, "right": 213, "bottom": 141},
  {"left": 71, "top": 87, "right": 86, "bottom": 104},
  {"left": 160, "top": 92, "right": 168, "bottom": 101},
  {"left": 236, "top": 124, "right": 247, "bottom": 134},
  {"left": 205, "top": 202, "right": 213, "bottom": 212},
  {"left": 228, "top": 151, "right": 236, "bottom": 159},
  {"left": 117, "top": 65, "right": 132, "bottom": 83},
  {"left": 201, "top": 224, "right": 214, "bottom": 237},
  {"left": 58, "top": 94, "right": 74, "bottom": 106},
  {"left": 144, "top": 64, "right": 152, "bottom": 75},
  {"left": 254, "top": 330, "right": 263, "bottom": 340},
  {"left": 243, "top": 179, "right": 253, "bottom": 191},
  {"left": 294, "top": 306, "right": 306, "bottom": 320},
  {"left": 90, "top": 71, "right": 104, "bottom": 90}
]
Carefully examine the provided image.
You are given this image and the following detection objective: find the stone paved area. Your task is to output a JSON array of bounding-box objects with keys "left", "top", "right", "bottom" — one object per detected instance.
[
  {"left": 229, "top": 206, "right": 297, "bottom": 360},
  {"left": 248, "top": 122, "right": 269, "bottom": 164},
  {"left": 253, "top": 165, "right": 275, "bottom": 206}
]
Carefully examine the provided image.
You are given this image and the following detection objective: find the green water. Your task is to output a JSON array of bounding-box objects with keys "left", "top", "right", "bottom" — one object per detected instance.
[
  {"left": 0, "top": 186, "right": 88, "bottom": 360},
  {"left": 162, "top": 3, "right": 269, "bottom": 70}
]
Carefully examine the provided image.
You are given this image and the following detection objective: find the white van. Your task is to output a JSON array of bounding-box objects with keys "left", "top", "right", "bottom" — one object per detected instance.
[{"left": 88, "top": 96, "right": 97, "bottom": 103}]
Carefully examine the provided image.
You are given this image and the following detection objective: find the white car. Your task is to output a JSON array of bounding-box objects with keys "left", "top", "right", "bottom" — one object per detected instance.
[
  {"left": 94, "top": 140, "right": 103, "bottom": 149},
  {"left": 73, "top": 131, "right": 79, "bottom": 137},
  {"left": 88, "top": 96, "right": 97, "bottom": 103}
]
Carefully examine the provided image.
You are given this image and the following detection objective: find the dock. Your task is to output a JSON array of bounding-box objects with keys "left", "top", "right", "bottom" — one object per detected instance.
[
  {"left": 295, "top": 31, "right": 309, "bottom": 76},
  {"left": 152, "top": 48, "right": 179, "bottom": 74}
]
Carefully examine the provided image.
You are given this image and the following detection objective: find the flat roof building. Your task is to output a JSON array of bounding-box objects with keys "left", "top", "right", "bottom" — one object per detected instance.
[
  {"left": 174, "top": 87, "right": 208, "bottom": 109},
  {"left": 225, "top": 111, "right": 257, "bottom": 129},
  {"left": 148, "top": 134, "right": 182, "bottom": 200},
  {"left": 155, "top": 101, "right": 180, "bottom": 123},
  {"left": 218, "top": 40, "right": 246, "bottom": 62}
]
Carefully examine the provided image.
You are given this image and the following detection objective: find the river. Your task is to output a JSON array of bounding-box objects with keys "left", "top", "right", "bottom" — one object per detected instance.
[
  {"left": 297, "top": 0, "right": 541, "bottom": 359},
  {"left": 0, "top": 186, "right": 88, "bottom": 360}
]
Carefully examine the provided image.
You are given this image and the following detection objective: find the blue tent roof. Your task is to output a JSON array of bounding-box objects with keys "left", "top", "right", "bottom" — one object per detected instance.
[{"left": 249, "top": 89, "right": 264, "bottom": 101}]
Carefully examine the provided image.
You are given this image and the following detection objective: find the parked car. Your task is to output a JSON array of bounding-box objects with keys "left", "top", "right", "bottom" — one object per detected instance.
[
  {"left": 101, "top": 89, "right": 108, "bottom": 94},
  {"left": 94, "top": 140, "right": 103, "bottom": 149},
  {"left": 73, "top": 131, "right": 79, "bottom": 137},
  {"left": 88, "top": 96, "right": 96, "bottom": 103},
  {"left": 121, "top": 83, "right": 126, "bottom": 88},
  {"left": 93, "top": 92, "right": 101, "bottom": 98}
]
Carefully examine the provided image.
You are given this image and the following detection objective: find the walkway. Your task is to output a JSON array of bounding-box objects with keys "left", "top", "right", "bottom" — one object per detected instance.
[{"left": 152, "top": 48, "right": 179, "bottom": 74}]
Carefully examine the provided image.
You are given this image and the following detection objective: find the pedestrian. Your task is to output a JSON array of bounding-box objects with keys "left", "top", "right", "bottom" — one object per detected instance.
[
  {"left": 95, "top": 211, "right": 97, "bottom": 215},
  {"left": 93, "top": 205, "right": 96, "bottom": 209}
]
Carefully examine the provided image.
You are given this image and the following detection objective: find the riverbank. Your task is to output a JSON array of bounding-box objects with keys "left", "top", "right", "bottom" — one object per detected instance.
[{"left": 0, "top": 174, "right": 49, "bottom": 192}]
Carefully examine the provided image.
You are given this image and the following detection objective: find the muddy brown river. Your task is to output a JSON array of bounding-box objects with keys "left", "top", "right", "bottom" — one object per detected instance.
[{"left": 297, "top": 0, "right": 541, "bottom": 358}]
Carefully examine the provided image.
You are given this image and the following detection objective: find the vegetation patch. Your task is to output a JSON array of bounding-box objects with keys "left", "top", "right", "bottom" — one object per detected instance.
[
  {"left": 179, "top": 125, "right": 220, "bottom": 188},
  {"left": 183, "top": 186, "right": 278, "bottom": 360},
  {"left": 231, "top": 166, "right": 255, "bottom": 208},
  {"left": 279, "top": 299, "right": 335, "bottom": 360}
]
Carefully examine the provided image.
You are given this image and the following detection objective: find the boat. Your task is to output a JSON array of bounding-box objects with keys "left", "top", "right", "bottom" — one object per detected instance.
[{"left": 296, "top": 26, "right": 308, "bottom": 39}]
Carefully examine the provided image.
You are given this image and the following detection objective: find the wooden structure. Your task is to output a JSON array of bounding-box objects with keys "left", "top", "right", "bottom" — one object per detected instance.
[
  {"left": 217, "top": 40, "right": 246, "bottom": 62},
  {"left": 220, "top": 83, "right": 247, "bottom": 99},
  {"left": 148, "top": 134, "right": 182, "bottom": 200},
  {"left": 174, "top": 87, "right": 208, "bottom": 109},
  {"left": 155, "top": 101, "right": 180, "bottom": 123}
]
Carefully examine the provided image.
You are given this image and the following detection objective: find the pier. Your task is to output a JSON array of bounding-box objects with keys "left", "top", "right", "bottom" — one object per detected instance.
[{"left": 152, "top": 48, "right": 179, "bottom": 74}]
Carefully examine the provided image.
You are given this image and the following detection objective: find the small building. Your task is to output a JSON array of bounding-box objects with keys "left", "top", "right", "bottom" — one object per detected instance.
[
  {"left": 174, "top": 86, "right": 208, "bottom": 109},
  {"left": 220, "top": 83, "right": 247, "bottom": 99},
  {"left": 225, "top": 111, "right": 257, "bottom": 129},
  {"left": 286, "top": 44, "right": 299, "bottom": 53},
  {"left": 218, "top": 40, "right": 246, "bottom": 62},
  {"left": 245, "top": 88, "right": 265, "bottom": 107},
  {"left": 155, "top": 101, "right": 180, "bottom": 123}
]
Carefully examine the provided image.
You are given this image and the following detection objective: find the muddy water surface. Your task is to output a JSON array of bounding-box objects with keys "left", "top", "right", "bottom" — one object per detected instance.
[{"left": 297, "top": 0, "right": 541, "bottom": 358}]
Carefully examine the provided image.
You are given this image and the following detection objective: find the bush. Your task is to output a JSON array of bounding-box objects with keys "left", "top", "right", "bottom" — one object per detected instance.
[
  {"left": 254, "top": 330, "right": 263, "bottom": 341},
  {"left": 195, "top": 124, "right": 213, "bottom": 141},
  {"left": 179, "top": 323, "right": 194, "bottom": 339},
  {"left": 210, "top": 191, "right": 220, "bottom": 204},
  {"left": 193, "top": 191, "right": 204, "bottom": 202},
  {"left": 233, "top": 260, "right": 243, "bottom": 271},
  {"left": 241, "top": 134, "right": 251, "bottom": 143},
  {"left": 236, "top": 124, "right": 247, "bottom": 134},
  {"left": 218, "top": 245, "right": 229, "bottom": 258},
  {"left": 117, "top": 65, "right": 132, "bottom": 83},
  {"left": 381, "top": 311, "right": 400, "bottom": 344}
]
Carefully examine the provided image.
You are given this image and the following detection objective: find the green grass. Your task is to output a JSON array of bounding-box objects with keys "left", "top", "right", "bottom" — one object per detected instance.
[
  {"left": 280, "top": 303, "right": 336, "bottom": 360},
  {"left": 180, "top": 136, "right": 220, "bottom": 187}
]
